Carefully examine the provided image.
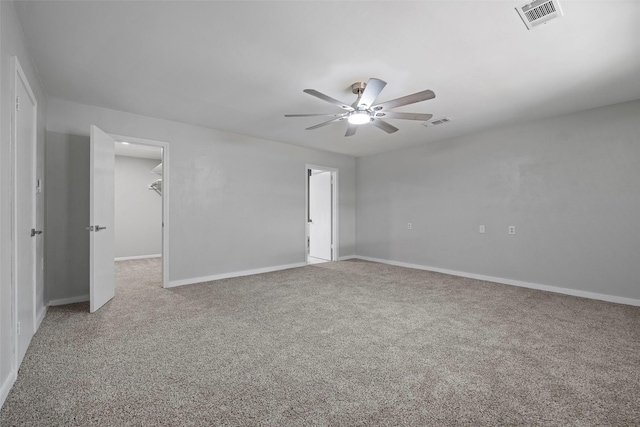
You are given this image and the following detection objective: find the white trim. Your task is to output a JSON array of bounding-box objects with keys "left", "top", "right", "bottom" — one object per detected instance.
[
  {"left": 0, "top": 14, "right": 3, "bottom": 409},
  {"left": 305, "top": 164, "right": 339, "bottom": 264},
  {"left": 111, "top": 134, "right": 170, "bottom": 289},
  {"left": 338, "top": 255, "right": 357, "bottom": 261},
  {"left": 167, "top": 262, "right": 306, "bottom": 288},
  {"left": 354, "top": 256, "right": 640, "bottom": 307},
  {"left": 35, "top": 305, "right": 47, "bottom": 330},
  {"left": 115, "top": 254, "right": 161, "bottom": 261},
  {"left": 0, "top": 371, "right": 17, "bottom": 411},
  {"left": 48, "top": 295, "right": 89, "bottom": 306},
  {"left": 10, "top": 58, "right": 17, "bottom": 395}
]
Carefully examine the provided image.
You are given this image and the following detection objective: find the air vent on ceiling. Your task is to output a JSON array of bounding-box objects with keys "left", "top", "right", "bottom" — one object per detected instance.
[
  {"left": 516, "top": 0, "right": 563, "bottom": 30},
  {"left": 423, "top": 117, "right": 451, "bottom": 127}
]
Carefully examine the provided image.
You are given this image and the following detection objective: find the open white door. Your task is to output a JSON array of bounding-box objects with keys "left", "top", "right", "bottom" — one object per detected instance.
[
  {"left": 89, "top": 125, "right": 115, "bottom": 313},
  {"left": 309, "top": 171, "right": 333, "bottom": 261}
]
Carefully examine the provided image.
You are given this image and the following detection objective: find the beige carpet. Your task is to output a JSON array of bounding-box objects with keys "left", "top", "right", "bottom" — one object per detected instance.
[{"left": 1, "top": 258, "right": 639, "bottom": 426}]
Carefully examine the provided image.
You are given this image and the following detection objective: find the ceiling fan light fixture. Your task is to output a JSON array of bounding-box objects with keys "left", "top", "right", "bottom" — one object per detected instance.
[
  {"left": 286, "top": 78, "right": 436, "bottom": 136},
  {"left": 348, "top": 111, "right": 371, "bottom": 125}
]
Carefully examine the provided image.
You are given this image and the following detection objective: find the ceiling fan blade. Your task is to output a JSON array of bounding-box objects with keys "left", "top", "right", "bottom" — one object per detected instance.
[
  {"left": 357, "top": 78, "right": 387, "bottom": 109},
  {"left": 372, "top": 89, "right": 436, "bottom": 111},
  {"left": 303, "top": 89, "right": 354, "bottom": 111},
  {"left": 345, "top": 123, "right": 358, "bottom": 137},
  {"left": 285, "top": 113, "right": 346, "bottom": 117},
  {"left": 305, "top": 117, "right": 345, "bottom": 130},
  {"left": 373, "top": 112, "right": 433, "bottom": 121},
  {"left": 371, "top": 118, "right": 399, "bottom": 134}
]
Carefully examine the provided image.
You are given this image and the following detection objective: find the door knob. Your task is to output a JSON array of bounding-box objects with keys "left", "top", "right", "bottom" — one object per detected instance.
[
  {"left": 30, "top": 229, "right": 43, "bottom": 237},
  {"left": 95, "top": 225, "right": 107, "bottom": 231}
]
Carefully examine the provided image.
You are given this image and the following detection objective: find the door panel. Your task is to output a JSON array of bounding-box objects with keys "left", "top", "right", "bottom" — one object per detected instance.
[
  {"left": 309, "top": 171, "right": 332, "bottom": 261},
  {"left": 15, "top": 68, "right": 37, "bottom": 366},
  {"left": 89, "top": 126, "right": 115, "bottom": 313}
]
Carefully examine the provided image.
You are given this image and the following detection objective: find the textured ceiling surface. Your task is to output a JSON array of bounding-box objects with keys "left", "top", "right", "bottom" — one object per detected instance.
[{"left": 15, "top": 1, "right": 640, "bottom": 156}]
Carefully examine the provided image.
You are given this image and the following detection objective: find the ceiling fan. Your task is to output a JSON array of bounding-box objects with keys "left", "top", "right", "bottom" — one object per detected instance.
[{"left": 285, "top": 78, "right": 435, "bottom": 137}]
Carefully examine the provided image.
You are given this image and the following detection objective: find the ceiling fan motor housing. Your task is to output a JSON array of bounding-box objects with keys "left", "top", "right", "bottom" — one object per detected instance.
[{"left": 351, "top": 82, "right": 367, "bottom": 94}]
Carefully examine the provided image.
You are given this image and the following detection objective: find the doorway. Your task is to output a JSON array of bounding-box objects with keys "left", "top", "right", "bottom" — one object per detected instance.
[
  {"left": 88, "top": 128, "right": 169, "bottom": 313},
  {"left": 112, "top": 140, "right": 164, "bottom": 296},
  {"left": 306, "top": 165, "right": 338, "bottom": 264},
  {"left": 111, "top": 134, "right": 169, "bottom": 289},
  {"left": 113, "top": 142, "right": 163, "bottom": 261}
]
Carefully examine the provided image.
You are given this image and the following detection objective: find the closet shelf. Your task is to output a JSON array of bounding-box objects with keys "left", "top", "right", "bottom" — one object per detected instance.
[{"left": 149, "top": 178, "right": 162, "bottom": 196}]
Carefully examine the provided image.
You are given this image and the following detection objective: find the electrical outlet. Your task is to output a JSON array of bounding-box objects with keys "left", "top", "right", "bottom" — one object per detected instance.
[
  {"left": 407, "top": 223, "right": 412, "bottom": 230},
  {"left": 508, "top": 226, "right": 516, "bottom": 235},
  {"left": 479, "top": 225, "right": 485, "bottom": 234}
]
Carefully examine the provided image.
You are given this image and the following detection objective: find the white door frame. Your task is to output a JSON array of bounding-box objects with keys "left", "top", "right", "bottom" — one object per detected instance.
[
  {"left": 111, "top": 134, "right": 170, "bottom": 288},
  {"left": 11, "top": 57, "right": 38, "bottom": 374},
  {"left": 305, "top": 164, "right": 338, "bottom": 263}
]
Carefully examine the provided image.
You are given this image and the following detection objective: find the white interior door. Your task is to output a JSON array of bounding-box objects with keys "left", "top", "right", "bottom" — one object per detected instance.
[
  {"left": 14, "top": 60, "right": 37, "bottom": 366},
  {"left": 89, "top": 125, "right": 115, "bottom": 313},
  {"left": 309, "top": 171, "right": 332, "bottom": 261}
]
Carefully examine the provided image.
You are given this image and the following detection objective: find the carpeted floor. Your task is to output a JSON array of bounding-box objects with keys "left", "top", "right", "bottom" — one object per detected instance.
[{"left": 1, "top": 258, "right": 639, "bottom": 426}]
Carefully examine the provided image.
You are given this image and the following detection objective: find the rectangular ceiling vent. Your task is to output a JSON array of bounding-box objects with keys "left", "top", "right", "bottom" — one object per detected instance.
[
  {"left": 423, "top": 117, "right": 451, "bottom": 127},
  {"left": 516, "top": 0, "right": 563, "bottom": 30}
]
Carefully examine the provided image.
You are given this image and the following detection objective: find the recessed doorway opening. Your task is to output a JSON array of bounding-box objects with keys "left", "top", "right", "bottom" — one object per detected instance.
[
  {"left": 113, "top": 141, "right": 163, "bottom": 263},
  {"left": 306, "top": 165, "right": 338, "bottom": 264},
  {"left": 112, "top": 135, "right": 169, "bottom": 290}
]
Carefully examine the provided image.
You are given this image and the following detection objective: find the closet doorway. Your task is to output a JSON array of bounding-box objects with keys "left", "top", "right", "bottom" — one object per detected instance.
[
  {"left": 112, "top": 135, "right": 169, "bottom": 288},
  {"left": 306, "top": 165, "right": 338, "bottom": 264}
]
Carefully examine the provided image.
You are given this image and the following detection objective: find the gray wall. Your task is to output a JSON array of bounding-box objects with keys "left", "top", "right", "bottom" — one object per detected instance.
[
  {"left": 45, "top": 98, "right": 356, "bottom": 299},
  {"left": 114, "top": 156, "right": 162, "bottom": 258},
  {"left": 0, "top": 0, "right": 47, "bottom": 403},
  {"left": 44, "top": 133, "right": 89, "bottom": 303},
  {"left": 356, "top": 100, "right": 640, "bottom": 301}
]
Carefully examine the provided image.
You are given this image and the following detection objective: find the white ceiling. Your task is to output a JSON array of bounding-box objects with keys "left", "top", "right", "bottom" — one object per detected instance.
[{"left": 15, "top": 1, "right": 640, "bottom": 157}]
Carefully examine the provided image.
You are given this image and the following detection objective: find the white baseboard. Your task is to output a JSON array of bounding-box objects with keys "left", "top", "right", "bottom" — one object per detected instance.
[
  {"left": 115, "top": 254, "right": 161, "bottom": 261},
  {"left": 0, "top": 370, "right": 16, "bottom": 410},
  {"left": 338, "top": 255, "right": 357, "bottom": 261},
  {"left": 36, "top": 305, "right": 48, "bottom": 330},
  {"left": 167, "top": 262, "right": 307, "bottom": 288},
  {"left": 48, "top": 295, "right": 89, "bottom": 306},
  {"left": 354, "top": 256, "right": 640, "bottom": 307}
]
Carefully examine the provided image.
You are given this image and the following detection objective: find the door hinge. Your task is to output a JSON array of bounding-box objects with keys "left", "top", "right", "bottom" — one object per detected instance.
[
  {"left": 16, "top": 96, "right": 20, "bottom": 111},
  {"left": 17, "top": 321, "right": 21, "bottom": 335}
]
